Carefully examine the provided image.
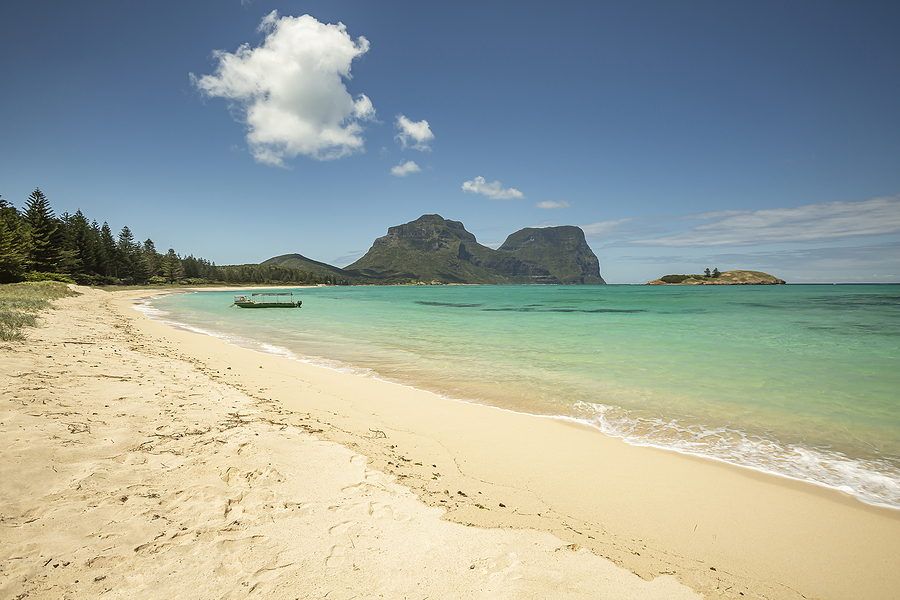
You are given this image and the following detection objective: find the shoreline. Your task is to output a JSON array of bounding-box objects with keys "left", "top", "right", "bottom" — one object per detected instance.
[
  {"left": 135, "top": 303, "right": 900, "bottom": 512},
  {"left": 114, "top": 287, "right": 900, "bottom": 597},
  {"left": 144, "top": 287, "right": 900, "bottom": 513},
  {"left": 3, "top": 286, "right": 899, "bottom": 599}
]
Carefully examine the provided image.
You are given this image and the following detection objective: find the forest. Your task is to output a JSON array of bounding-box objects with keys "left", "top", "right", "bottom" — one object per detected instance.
[{"left": 0, "top": 188, "right": 338, "bottom": 286}]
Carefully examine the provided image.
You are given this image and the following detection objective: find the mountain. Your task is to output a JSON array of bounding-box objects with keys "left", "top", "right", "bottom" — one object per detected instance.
[
  {"left": 344, "top": 215, "right": 605, "bottom": 285},
  {"left": 263, "top": 215, "right": 606, "bottom": 285},
  {"left": 499, "top": 226, "right": 605, "bottom": 284},
  {"left": 261, "top": 253, "right": 354, "bottom": 282}
]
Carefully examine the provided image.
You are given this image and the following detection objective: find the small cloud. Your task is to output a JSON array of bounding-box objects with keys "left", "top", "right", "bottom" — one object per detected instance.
[
  {"left": 395, "top": 115, "right": 434, "bottom": 151},
  {"left": 536, "top": 200, "right": 570, "bottom": 209},
  {"left": 461, "top": 176, "right": 524, "bottom": 200},
  {"left": 191, "top": 12, "right": 374, "bottom": 166},
  {"left": 391, "top": 160, "right": 421, "bottom": 177}
]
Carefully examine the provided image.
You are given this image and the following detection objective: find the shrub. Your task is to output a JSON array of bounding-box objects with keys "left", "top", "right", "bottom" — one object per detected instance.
[
  {"left": 0, "top": 309, "right": 38, "bottom": 341},
  {"left": 0, "top": 281, "right": 78, "bottom": 341},
  {"left": 660, "top": 274, "right": 691, "bottom": 284},
  {"left": 74, "top": 274, "right": 119, "bottom": 286},
  {"left": 24, "top": 271, "right": 76, "bottom": 284}
]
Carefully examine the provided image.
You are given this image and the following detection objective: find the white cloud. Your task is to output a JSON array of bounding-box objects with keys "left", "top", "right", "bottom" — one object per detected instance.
[
  {"left": 582, "top": 215, "right": 680, "bottom": 241},
  {"left": 461, "top": 176, "right": 525, "bottom": 200},
  {"left": 395, "top": 115, "right": 434, "bottom": 151},
  {"left": 190, "top": 12, "right": 375, "bottom": 166},
  {"left": 391, "top": 160, "right": 421, "bottom": 177},
  {"left": 648, "top": 196, "right": 900, "bottom": 247},
  {"left": 535, "top": 200, "right": 570, "bottom": 209},
  {"left": 583, "top": 195, "right": 900, "bottom": 247}
]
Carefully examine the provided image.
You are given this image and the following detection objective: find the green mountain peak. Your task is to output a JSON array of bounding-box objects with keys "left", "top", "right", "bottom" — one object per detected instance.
[{"left": 346, "top": 215, "right": 605, "bottom": 285}]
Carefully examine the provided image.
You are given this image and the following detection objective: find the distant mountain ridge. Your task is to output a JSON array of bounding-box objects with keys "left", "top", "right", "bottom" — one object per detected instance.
[
  {"left": 264, "top": 215, "right": 605, "bottom": 285},
  {"left": 261, "top": 253, "right": 353, "bottom": 282}
]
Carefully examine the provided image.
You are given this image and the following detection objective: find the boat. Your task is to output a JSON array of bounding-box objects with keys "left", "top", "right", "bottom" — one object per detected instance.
[{"left": 232, "top": 292, "right": 301, "bottom": 308}]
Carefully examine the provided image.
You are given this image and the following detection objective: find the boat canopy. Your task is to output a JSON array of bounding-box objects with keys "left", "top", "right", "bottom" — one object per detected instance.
[{"left": 233, "top": 292, "right": 301, "bottom": 308}]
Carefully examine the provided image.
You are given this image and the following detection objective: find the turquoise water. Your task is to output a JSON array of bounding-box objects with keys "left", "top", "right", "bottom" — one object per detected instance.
[{"left": 143, "top": 285, "right": 900, "bottom": 509}]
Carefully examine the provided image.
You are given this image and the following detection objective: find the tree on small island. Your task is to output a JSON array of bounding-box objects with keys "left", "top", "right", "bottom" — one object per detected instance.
[
  {"left": 712, "top": 267, "right": 720, "bottom": 278},
  {"left": 704, "top": 268, "right": 711, "bottom": 277}
]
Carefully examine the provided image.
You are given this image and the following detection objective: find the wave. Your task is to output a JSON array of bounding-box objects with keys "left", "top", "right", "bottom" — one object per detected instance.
[{"left": 573, "top": 401, "right": 900, "bottom": 510}]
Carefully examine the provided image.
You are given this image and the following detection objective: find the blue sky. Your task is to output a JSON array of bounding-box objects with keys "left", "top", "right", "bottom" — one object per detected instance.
[{"left": 1, "top": 0, "right": 898, "bottom": 283}]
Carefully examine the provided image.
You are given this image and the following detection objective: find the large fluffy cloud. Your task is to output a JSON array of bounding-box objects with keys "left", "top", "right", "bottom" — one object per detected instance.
[
  {"left": 395, "top": 115, "right": 434, "bottom": 151},
  {"left": 461, "top": 176, "right": 524, "bottom": 200},
  {"left": 191, "top": 12, "right": 375, "bottom": 166}
]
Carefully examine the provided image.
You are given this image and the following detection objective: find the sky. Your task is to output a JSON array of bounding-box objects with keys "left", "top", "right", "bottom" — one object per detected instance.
[{"left": 1, "top": 0, "right": 898, "bottom": 284}]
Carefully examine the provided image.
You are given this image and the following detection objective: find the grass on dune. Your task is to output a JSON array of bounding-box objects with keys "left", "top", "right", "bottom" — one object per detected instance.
[{"left": 0, "top": 281, "right": 79, "bottom": 342}]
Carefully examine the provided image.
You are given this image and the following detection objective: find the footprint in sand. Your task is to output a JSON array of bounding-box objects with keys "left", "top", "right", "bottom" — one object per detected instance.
[
  {"left": 326, "top": 503, "right": 358, "bottom": 515},
  {"left": 325, "top": 544, "right": 345, "bottom": 567},
  {"left": 222, "top": 466, "right": 243, "bottom": 486},
  {"left": 221, "top": 466, "right": 284, "bottom": 487},
  {"left": 340, "top": 481, "right": 375, "bottom": 495},
  {"left": 245, "top": 467, "right": 285, "bottom": 485},
  {"left": 483, "top": 552, "right": 524, "bottom": 582},
  {"left": 368, "top": 502, "right": 410, "bottom": 521},
  {"left": 215, "top": 535, "right": 268, "bottom": 553},
  {"left": 328, "top": 521, "right": 354, "bottom": 536},
  {"left": 224, "top": 492, "right": 247, "bottom": 519}
]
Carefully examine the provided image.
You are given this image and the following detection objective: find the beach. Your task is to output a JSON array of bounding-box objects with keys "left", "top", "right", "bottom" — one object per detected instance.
[{"left": 2, "top": 286, "right": 899, "bottom": 599}]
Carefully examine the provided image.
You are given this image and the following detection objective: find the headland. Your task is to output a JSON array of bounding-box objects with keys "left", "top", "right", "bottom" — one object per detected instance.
[{"left": 648, "top": 270, "right": 786, "bottom": 285}]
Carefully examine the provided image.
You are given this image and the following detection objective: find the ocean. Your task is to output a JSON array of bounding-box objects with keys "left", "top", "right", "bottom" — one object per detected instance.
[{"left": 141, "top": 284, "right": 900, "bottom": 510}]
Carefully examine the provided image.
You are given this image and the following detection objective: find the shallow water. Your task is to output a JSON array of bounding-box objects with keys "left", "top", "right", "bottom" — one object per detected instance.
[{"left": 144, "top": 284, "right": 900, "bottom": 509}]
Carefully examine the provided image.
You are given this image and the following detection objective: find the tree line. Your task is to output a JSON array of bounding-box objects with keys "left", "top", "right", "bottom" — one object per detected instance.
[{"left": 0, "top": 188, "right": 338, "bottom": 286}]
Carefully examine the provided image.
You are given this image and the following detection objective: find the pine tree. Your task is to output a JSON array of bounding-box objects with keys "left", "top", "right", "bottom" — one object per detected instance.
[
  {"left": 64, "top": 210, "right": 101, "bottom": 275},
  {"left": 23, "top": 188, "right": 63, "bottom": 272},
  {"left": 117, "top": 226, "right": 138, "bottom": 282},
  {"left": 141, "top": 238, "right": 159, "bottom": 281},
  {"left": 56, "top": 212, "right": 85, "bottom": 275},
  {"left": 162, "top": 248, "right": 184, "bottom": 282},
  {"left": 99, "top": 222, "right": 117, "bottom": 278},
  {"left": 0, "top": 196, "right": 27, "bottom": 282},
  {"left": 90, "top": 220, "right": 107, "bottom": 277}
]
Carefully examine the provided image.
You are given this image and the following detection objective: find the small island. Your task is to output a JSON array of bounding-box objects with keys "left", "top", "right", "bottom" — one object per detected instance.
[{"left": 647, "top": 269, "right": 786, "bottom": 285}]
